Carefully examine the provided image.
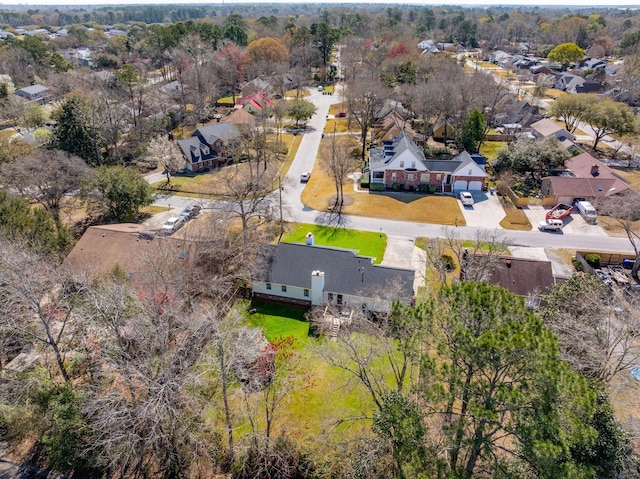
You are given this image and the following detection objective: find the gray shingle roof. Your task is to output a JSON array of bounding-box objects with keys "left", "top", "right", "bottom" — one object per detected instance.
[
  {"left": 253, "top": 242, "right": 414, "bottom": 299},
  {"left": 193, "top": 123, "right": 240, "bottom": 145}
]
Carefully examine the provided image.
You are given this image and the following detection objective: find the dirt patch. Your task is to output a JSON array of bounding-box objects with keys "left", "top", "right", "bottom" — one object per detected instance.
[
  {"left": 327, "top": 194, "right": 354, "bottom": 209},
  {"left": 598, "top": 216, "right": 640, "bottom": 238}
]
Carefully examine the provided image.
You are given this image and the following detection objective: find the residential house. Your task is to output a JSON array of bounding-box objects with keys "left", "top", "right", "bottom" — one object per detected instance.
[
  {"left": 581, "top": 58, "right": 606, "bottom": 71},
  {"left": 418, "top": 39, "right": 440, "bottom": 54},
  {"left": 240, "top": 77, "right": 271, "bottom": 98},
  {"left": 432, "top": 119, "right": 456, "bottom": 141},
  {"left": 476, "top": 256, "right": 556, "bottom": 308},
  {"left": 494, "top": 100, "right": 543, "bottom": 128},
  {"left": 541, "top": 152, "right": 630, "bottom": 204},
  {"left": 14, "top": 84, "right": 49, "bottom": 103},
  {"left": 490, "top": 50, "right": 513, "bottom": 67},
  {"left": 235, "top": 91, "right": 272, "bottom": 115},
  {"left": 529, "top": 65, "right": 559, "bottom": 77},
  {"left": 369, "top": 132, "right": 487, "bottom": 192},
  {"left": 372, "top": 99, "right": 423, "bottom": 144},
  {"left": 251, "top": 238, "right": 415, "bottom": 312},
  {"left": 530, "top": 118, "right": 576, "bottom": 143},
  {"left": 176, "top": 123, "right": 241, "bottom": 172},
  {"left": 63, "top": 224, "right": 197, "bottom": 283},
  {"left": 220, "top": 108, "right": 256, "bottom": 132}
]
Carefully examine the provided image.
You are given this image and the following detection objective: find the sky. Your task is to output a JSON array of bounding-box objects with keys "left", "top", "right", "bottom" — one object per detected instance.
[{"left": 0, "top": 0, "right": 638, "bottom": 6}]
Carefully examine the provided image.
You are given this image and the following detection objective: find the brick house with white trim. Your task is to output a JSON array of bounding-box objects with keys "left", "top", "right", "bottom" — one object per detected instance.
[{"left": 369, "top": 132, "right": 487, "bottom": 192}]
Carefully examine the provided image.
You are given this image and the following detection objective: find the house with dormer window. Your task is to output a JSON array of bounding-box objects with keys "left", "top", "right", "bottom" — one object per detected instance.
[
  {"left": 368, "top": 132, "right": 487, "bottom": 192},
  {"left": 176, "top": 123, "right": 241, "bottom": 172}
]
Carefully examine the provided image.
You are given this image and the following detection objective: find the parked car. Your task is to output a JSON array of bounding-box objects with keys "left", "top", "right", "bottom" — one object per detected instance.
[
  {"left": 179, "top": 204, "right": 201, "bottom": 220},
  {"left": 317, "top": 85, "right": 323, "bottom": 91},
  {"left": 538, "top": 219, "right": 564, "bottom": 231},
  {"left": 459, "top": 191, "right": 474, "bottom": 206},
  {"left": 300, "top": 172, "right": 311, "bottom": 182},
  {"left": 161, "top": 216, "right": 184, "bottom": 234}
]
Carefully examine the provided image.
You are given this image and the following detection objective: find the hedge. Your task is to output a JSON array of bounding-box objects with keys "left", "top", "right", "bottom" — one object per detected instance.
[
  {"left": 369, "top": 183, "right": 385, "bottom": 192},
  {"left": 360, "top": 172, "right": 370, "bottom": 188}
]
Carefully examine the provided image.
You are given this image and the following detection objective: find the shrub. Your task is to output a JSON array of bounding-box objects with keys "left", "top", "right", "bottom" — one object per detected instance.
[
  {"left": 428, "top": 184, "right": 436, "bottom": 193},
  {"left": 392, "top": 183, "right": 402, "bottom": 192},
  {"left": 441, "top": 254, "right": 456, "bottom": 272},
  {"left": 418, "top": 184, "right": 429, "bottom": 192},
  {"left": 370, "top": 183, "right": 385, "bottom": 192},
  {"left": 572, "top": 257, "right": 583, "bottom": 271},
  {"left": 360, "top": 173, "right": 370, "bottom": 188},
  {"left": 585, "top": 254, "right": 601, "bottom": 269}
]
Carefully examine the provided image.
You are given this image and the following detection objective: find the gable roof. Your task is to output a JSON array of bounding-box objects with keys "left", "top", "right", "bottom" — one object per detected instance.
[
  {"left": 566, "top": 153, "right": 624, "bottom": 180},
  {"left": 544, "top": 176, "right": 628, "bottom": 198},
  {"left": 253, "top": 242, "right": 414, "bottom": 299},
  {"left": 220, "top": 108, "right": 256, "bottom": 127},
  {"left": 63, "top": 224, "right": 196, "bottom": 282},
  {"left": 482, "top": 256, "right": 555, "bottom": 302},
  {"left": 530, "top": 118, "right": 574, "bottom": 140},
  {"left": 193, "top": 123, "right": 241, "bottom": 145},
  {"left": 176, "top": 137, "right": 214, "bottom": 164}
]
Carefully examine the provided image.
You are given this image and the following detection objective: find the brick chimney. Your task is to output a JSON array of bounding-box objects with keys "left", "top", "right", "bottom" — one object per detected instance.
[
  {"left": 305, "top": 233, "right": 315, "bottom": 246},
  {"left": 311, "top": 270, "right": 324, "bottom": 306},
  {"left": 590, "top": 164, "right": 599, "bottom": 176}
]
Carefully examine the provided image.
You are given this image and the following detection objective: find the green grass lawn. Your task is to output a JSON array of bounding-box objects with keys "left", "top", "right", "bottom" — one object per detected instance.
[
  {"left": 282, "top": 223, "right": 387, "bottom": 264},
  {"left": 480, "top": 141, "right": 507, "bottom": 161},
  {"left": 246, "top": 301, "right": 310, "bottom": 344}
]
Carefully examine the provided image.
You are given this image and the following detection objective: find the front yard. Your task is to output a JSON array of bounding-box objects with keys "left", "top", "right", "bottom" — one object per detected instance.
[{"left": 300, "top": 159, "right": 465, "bottom": 225}]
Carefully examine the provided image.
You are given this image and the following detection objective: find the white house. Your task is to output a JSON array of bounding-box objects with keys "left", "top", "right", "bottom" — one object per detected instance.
[{"left": 251, "top": 236, "right": 415, "bottom": 313}]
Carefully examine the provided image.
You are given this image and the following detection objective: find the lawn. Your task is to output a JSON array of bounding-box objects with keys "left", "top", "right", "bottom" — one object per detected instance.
[
  {"left": 324, "top": 118, "right": 359, "bottom": 133},
  {"left": 300, "top": 161, "right": 465, "bottom": 225},
  {"left": 328, "top": 102, "right": 347, "bottom": 115},
  {"left": 282, "top": 222, "right": 387, "bottom": 263},
  {"left": 223, "top": 300, "right": 377, "bottom": 444},
  {"left": 499, "top": 208, "right": 532, "bottom": 230},
  {"left": 480, "top": 141, "right": 506, "bottom": 161}
]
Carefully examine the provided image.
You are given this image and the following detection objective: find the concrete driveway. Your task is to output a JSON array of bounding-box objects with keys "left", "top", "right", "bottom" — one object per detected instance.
[
  {"left": 522, "top": 204, "right": 608, "bottom": 236},
  {"left": 458, "top": 191, "right": 506, "bottom": 229},
  {"left": 381, "top": 235, "right": 426, "bottom": 293}
]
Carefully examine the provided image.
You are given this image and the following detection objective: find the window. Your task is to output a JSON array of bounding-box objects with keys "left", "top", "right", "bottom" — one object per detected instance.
[
  {"left": 391, "top": 173, "right": 397, "bottom": 181},
  {"left": 328, "top": 293, "right": 334, "bottom": 302},
  {"left": 281, "top": 285, "right": 287, "bottom": 292},
  {"left": 411, "top": 161, "right": 416, "bottom": 168},
  {"left": 468, "top": 169, "right": 472, "bottom": 175},
  {"left": 400, "top": 161, "right": 404, "bottom": 168},
  {"left": 337, "top": 294, "right": 343, "bottom": 306},
  {"left": 304, "top": 289, "right": 309, "bottom": 297},
  {"left": 420, "top": 173, "right": 428, "bottom": 182},
  {"left": 266, "top": 283, "right": 271, "bottom": 290},
  {"left": 436, "top": 174, "right": 442, "bottom": 180},
  {"left": 408, "top": 173, "right": 414, "bottom": 181}
]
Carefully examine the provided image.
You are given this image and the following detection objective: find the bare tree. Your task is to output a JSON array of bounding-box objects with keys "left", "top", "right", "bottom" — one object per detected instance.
[
  {"left": 540, "top": 274, "right": 640, "bottom": 384},
  {"left": 345, "top": 79, "right": 387, "bottom": 161},
  {"left": 0, "top": 238, "right": 79, "bottom": 384},
  {"left": 0, "top": 149, "right": 91, "bottom": 225},
  {"left": 424, "top": 227, "right": 510, "bottom": 284},
  {"left": 320, "top": 129, "right": 354, "bottom": 212},
  {"left": 147, "top": 134, "right": 185, "bottom": 184}
]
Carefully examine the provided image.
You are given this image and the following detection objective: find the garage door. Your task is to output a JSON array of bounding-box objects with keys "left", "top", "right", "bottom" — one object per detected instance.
[
  {"left": 453, "top": 180, "right": 467, "bottom": 191},
  {"left": 468, "top": 181, "right": 483, "bottom": 191}
]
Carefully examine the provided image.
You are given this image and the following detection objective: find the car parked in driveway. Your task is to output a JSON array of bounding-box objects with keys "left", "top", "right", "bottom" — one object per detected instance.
[
  {"left": 178, "top": 204, "right": 201, "bottom": 221},
  {"left": 538, "top": 219, "right": 564, "bottom": 231},
  {"left": 300, "top": 172, "right": 311, "bottom": 182},
  {"left": 161, "top": 216, "right": 184, "bottom": 235},
  {"left": 459, "top": 191, "right": 474, "bottom": 206}
]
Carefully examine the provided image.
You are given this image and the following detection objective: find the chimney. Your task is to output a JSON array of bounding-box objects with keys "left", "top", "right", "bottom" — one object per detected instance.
[
  {"left": 591, "top": 164, "right": 599, "bottom": 176},
  {"left": 310, "top": 271, "right": 325, "bottom": 306},
  {"left": 305, "top": 233, "right": 315, "bottom": 246}
]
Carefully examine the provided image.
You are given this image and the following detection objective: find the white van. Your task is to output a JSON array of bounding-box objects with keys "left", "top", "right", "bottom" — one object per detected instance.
[{"left": 576, "top": 201, "right": 597, "bottom": 224}]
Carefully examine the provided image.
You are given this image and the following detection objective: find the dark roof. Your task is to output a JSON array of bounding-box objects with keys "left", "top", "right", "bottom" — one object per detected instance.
[
  {"left": 253, "top": 242, "right": 414, "bottom": 299},
  {"left": 193, "top": 123, "right": 240, "bottom": 145},
  {"left": 483, "top": 256, "right": 555, "bottom": 299}
]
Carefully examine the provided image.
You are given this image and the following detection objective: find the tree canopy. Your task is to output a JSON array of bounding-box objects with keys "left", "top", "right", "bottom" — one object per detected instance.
[{"left": 547, "top": 42, "right": 585, "bottom": 68}]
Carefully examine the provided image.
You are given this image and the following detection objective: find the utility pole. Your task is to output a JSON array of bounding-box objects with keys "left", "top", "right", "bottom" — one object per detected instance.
[{"left": 278, "top": 175, "right": 283, "bottom": 239}]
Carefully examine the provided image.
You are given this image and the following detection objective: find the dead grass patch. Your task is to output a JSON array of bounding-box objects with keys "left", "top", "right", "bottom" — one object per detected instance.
[
  {"left": 499, "top": 208, "right": 532, "bottom": 230},
  {"left": 598, "top": 215, "right": 640, "bottom": 238},
  {"left": 328, "top": 102, "right": 347, "bottom": 115},
  {"left": 612, "top": 167, "right": 640, "bottom": 190},
  {"left": 324, "top": 119, "right": 358, "bottom": 133}
]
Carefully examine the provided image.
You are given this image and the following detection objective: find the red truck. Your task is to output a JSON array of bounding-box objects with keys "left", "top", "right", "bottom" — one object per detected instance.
[{"left": 545, "top": 203, "right": 573, "bottom": 221}]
